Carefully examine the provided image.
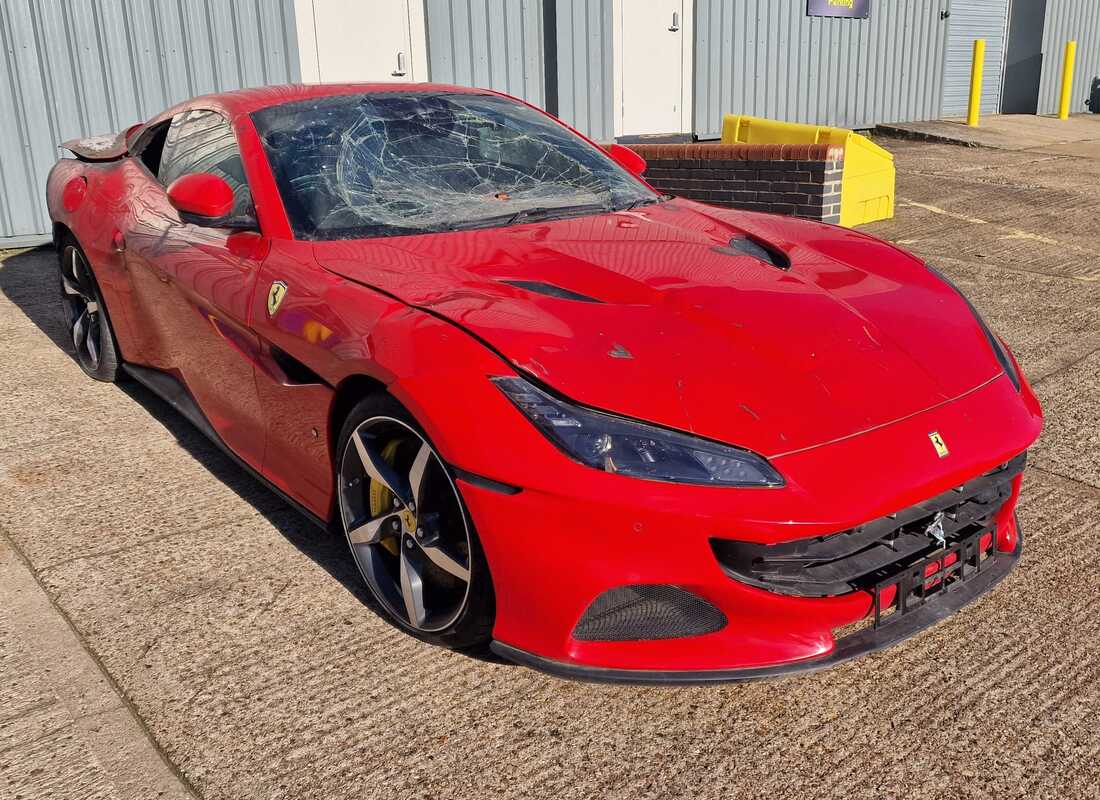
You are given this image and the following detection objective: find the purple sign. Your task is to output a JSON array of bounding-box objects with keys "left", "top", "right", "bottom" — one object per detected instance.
[{"left": 807, "top": 0, "right": 870, "bottom": 18}]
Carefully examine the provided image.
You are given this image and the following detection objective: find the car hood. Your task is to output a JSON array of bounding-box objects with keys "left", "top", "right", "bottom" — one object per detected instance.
[{"left": 314, "top": 199, "right": 1001, "bottom": 457}]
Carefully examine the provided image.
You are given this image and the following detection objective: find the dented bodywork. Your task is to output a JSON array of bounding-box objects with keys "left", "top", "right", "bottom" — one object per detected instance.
[{"left": 61, "top": 131, "right": 129, "bottom": 162}]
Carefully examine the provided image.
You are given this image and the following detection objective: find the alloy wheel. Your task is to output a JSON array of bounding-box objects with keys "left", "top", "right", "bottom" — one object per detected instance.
[
  {"left": 338, "top": 416, "right": 473, "bottom": 632},
  {"left": 59, "top": 245, "right": 103, "bottom": 372}
]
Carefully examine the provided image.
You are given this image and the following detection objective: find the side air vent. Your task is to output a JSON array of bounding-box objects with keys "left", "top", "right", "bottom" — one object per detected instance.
[
  {"left": 270, "top": 345, "right": 324, "bottom": 385},
  {"left": 501, "top": 280, "right": 603, "bottom": 303},
  {"left": 713, "top": 235, "right": 791, "bottom": 270},
  {"left": 572, "top": 584, "right": 727, "bottom": 641}
]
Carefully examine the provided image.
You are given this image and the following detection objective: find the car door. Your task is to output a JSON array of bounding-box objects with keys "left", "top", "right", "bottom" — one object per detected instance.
[{"left": 122, "top": 109, "right": 268, "bottom": 469}]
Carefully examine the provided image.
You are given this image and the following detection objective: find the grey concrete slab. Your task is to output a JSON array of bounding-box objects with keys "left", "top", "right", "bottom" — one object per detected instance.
[
  {"left": 0, "top": 534, "right": 194, "bottom": 800},
  {"left": 1029, "top": 349, "right": 1100, "bottom": 485},
  {"left": 879, "top": 113, "right": 1100, "bottom": 153}
]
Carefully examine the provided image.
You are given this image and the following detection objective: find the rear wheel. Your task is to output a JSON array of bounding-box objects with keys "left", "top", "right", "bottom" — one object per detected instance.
[
  {"left": 335, "top": 394, "right": 494, "bottom": 650},
  {"left": 58, "top": 238, "right": 121, "bottom": 382}
]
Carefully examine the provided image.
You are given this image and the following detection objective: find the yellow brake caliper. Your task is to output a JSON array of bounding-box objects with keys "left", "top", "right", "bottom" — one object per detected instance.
[{"left": 369, "top": 439, "right": 403, "bottom": 555}]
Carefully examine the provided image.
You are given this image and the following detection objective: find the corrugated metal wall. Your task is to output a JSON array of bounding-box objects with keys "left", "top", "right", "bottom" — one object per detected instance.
[
  {"left": 553, "top": 0, "right": 614, "bottom": 141},
  {"left": 693, "top": 0, "right": 950, "bottom": 138},
  {"left": 0, "top": 0, "right": 300, "bottom": 246},
  {"left": 425, "top": 0, "right": 545, "bottom": 106},
  {"left": 1037, "top": 0, "right": 1100, "bottom": 115},
  {"left": 942, "top": 0, "right": 1010, "bottom": 117}
]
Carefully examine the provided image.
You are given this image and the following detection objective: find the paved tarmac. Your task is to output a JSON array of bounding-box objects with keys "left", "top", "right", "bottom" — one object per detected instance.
[{"left": 1, "top": 137, "right": 1098, "bottom": 799}]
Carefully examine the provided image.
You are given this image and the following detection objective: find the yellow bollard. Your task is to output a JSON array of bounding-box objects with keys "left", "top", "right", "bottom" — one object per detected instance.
[
  {"left": 1058, "top": 40, "right": 1077, "bottom": 120},
  {"left": 967, "top": 39, "right": 985, "bottom": 127}
]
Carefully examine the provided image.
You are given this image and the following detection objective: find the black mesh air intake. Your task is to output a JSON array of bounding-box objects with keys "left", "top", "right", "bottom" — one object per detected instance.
[{"left": 572, "top": 585, "right": 727, "bottom": 642}]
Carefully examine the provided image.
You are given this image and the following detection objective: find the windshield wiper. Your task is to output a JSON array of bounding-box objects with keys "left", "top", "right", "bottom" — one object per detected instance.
[
  {"left": 506, "top": 201, "right": 613, "bottom": 225},
  {"left": 617, "top": 195, "right": 668, "bottom": 212},
  {"left": 447, "top": 201, "right": 613, "bottom": 232}
]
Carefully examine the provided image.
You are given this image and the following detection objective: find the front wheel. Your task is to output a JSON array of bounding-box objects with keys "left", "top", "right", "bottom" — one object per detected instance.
[
  {"left": 58, "top": 238, "right": 121, "bottom": 382},
  {"left": 335, "top": 394, "right": 495, "bottom": 650}
]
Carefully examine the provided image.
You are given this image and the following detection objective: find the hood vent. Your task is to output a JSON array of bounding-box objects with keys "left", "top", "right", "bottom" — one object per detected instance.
[
  {"left": 713, "top": 235, "right": 791, "bottom": 270},
  {"left": 501, "top": 280, "right": 604, "bottom": 303}
]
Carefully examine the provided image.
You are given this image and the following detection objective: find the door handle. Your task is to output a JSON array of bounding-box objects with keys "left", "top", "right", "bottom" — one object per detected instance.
[
  {"left": 668, "top": 11, "right": 680, "bottom": 31},
  {"left": 391, "top": 51, "right": 407, "bottom": 77}
]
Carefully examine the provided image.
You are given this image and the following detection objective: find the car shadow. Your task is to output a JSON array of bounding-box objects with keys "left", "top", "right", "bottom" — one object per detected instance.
[{"left": 0, "top": 245, "right": 506, "bottom": 665}]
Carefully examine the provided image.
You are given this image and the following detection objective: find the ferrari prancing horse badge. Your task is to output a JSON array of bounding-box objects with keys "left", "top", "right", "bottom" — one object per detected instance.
[
  {"left": 267, "top": 281, "right": 288, "bottom": 317},
  {"left": 928, "top": 431, "right": 949, "bottom": 458}
]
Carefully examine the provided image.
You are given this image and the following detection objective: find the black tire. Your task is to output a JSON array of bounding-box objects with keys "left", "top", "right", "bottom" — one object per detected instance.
[
  {"left": 335, "top": 393, "right": 495, "bottom": 651},
  {"left": 57, "top": 234, "right": 122, "bottom": 382}
]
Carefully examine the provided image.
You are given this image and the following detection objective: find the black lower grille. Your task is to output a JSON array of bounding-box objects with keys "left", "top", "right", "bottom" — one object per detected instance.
[
  {"left": 711, "top": 452, "right": 1026, "bottom": 597},
  {"left": 572, "top": 585, "right": 727, "bottom": 641},
  {"left": 871, "top": 523, "right": 1000, "bottom": 629}
]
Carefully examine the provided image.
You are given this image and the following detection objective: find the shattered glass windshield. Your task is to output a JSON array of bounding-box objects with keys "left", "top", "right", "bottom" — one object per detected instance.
[{"left": 251, "top": 92, "right": 657, "bottom": 240}]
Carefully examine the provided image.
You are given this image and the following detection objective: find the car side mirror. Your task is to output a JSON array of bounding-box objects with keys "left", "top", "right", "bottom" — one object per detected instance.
[
  {"left": 606, "top": 143, "right": 647, "bottom": 177},
  {"left": 167, "top": 173, "right": 258, "bottom": 231}
]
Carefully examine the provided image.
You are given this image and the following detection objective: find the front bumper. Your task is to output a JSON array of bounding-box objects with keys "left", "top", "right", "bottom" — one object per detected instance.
[
  {"left": 454, "top": 372, "right": 1040, "bottom": 683},
  {"left": 490, "top": 526, "right": 1022, "bottom": 685}
]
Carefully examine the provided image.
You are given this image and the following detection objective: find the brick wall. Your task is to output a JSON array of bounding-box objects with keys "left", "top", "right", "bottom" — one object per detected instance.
[{"left": 627, "top": 143, "right": 844, "bottom": 225}]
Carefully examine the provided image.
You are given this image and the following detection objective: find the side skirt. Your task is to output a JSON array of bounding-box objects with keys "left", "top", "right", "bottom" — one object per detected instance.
[{"left": 123, "top": 363, "right": 331, "bottom": 531}]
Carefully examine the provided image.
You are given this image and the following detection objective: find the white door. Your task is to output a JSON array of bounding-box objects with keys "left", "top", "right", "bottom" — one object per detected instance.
[
  {"left": 296, "top": 0, "right": 427, "bottom": 83},
  {"left": 617, "top": 0, "right": 687, "bottom": 136}
]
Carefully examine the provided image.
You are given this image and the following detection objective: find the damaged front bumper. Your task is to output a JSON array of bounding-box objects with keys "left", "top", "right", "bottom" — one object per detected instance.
[
  {"left": 455, "top": 372, "right": 1038, "bottom": 685},
  {"left": 490, "top": 523, "right": 1021, "bottom": 685}
]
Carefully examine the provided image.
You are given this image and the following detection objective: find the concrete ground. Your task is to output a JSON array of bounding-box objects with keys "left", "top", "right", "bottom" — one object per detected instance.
[
  {"left": 2, "top": 138, "right": 1099, "bottom": 800},
  {"left": 880, "top": 112, "right": 1100, "bottom": 156}
]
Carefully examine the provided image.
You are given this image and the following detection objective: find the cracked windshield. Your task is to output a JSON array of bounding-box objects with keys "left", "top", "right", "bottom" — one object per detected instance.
[{"left": 252, "top": 91, "right": 656, "bottom": 240}]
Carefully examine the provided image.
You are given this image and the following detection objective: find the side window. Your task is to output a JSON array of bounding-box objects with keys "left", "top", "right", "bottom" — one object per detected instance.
[
  {"left": 132, "top": 121, "right": 170, "bottom": 175},
  {"left": 158, "top": 110, "right": 253, "bottom": 217}
]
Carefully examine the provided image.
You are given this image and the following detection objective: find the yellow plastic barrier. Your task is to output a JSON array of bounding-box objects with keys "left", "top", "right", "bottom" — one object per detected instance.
[{"left": 720, "top": 114, "right": 895, "bottom": 227}]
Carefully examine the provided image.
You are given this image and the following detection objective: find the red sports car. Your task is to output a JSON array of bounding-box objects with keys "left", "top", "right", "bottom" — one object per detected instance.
[{"left": 46, "top": 83, "right": 1042, "bottom": 683}]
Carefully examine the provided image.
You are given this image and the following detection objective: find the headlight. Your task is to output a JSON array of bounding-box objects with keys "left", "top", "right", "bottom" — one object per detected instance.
[
  {"left": 928, "top": 265, "right": 1021, "bottom": 391},
  {"left": 492, "top": 376, "right": 784, "bottom": 487}
]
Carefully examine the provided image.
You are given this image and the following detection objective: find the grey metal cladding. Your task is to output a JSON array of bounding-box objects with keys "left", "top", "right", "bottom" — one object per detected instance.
[
  {"left": 1037, "top": 0, "right": 1100, "bottom": 115},
  {"left": 553, "top": 0, "right": 614, "bottom": 142},
  {"left": 941, "top": 0, "right": 1010, "bottom": 117},
  {"left": 693, "top": 0, "right": 949, "bottom": 138},
  {"left": 0, "top": 0, "right": 300, "bottom": 244},
  {"left": 425, "top": 0, "right": 545, "bottom": 106}
]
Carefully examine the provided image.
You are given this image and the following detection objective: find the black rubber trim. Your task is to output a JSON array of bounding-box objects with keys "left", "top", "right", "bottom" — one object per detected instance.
[
  {"left": 123, "top": 363, "right": 330, "bottom": 530},
  {"left": 490, "top": 528, "right": 1022, "bottom": 686},
  {"left": 453, "top": 468, "right": 522, "bottom": 495}
]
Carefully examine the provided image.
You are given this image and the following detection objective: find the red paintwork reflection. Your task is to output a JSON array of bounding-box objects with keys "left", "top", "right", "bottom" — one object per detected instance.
[
  {"left": 166, "top": 172, "right": 234, "bottom": 218},
  {"left": 44, "top": 82, "right": 1043, "bottom": 676},
  {"left": 62, "top": 177, "right": 86, "bottom": 212},
  {"left": 315, "top": 200, "right": 1004, "bottom": 458},
  {"left": 604, "top": 143, "right": 647, "bottom": 176}
]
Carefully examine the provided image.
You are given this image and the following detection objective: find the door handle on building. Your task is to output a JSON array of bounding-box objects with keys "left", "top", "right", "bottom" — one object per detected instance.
[
  {"left": 668, "top": 11, "right": 680, "bottom": 32},
  {"left": 392, "top": 51, "right": 407, "bottom": 77}
]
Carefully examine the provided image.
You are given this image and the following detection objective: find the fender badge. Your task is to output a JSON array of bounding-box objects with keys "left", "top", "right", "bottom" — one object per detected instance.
[
  {"left": 928, "top": 431, "right": 949, "bottom": 458},
  {"left": 267, "top": 281, "right": 288, "bottom": 317}
]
